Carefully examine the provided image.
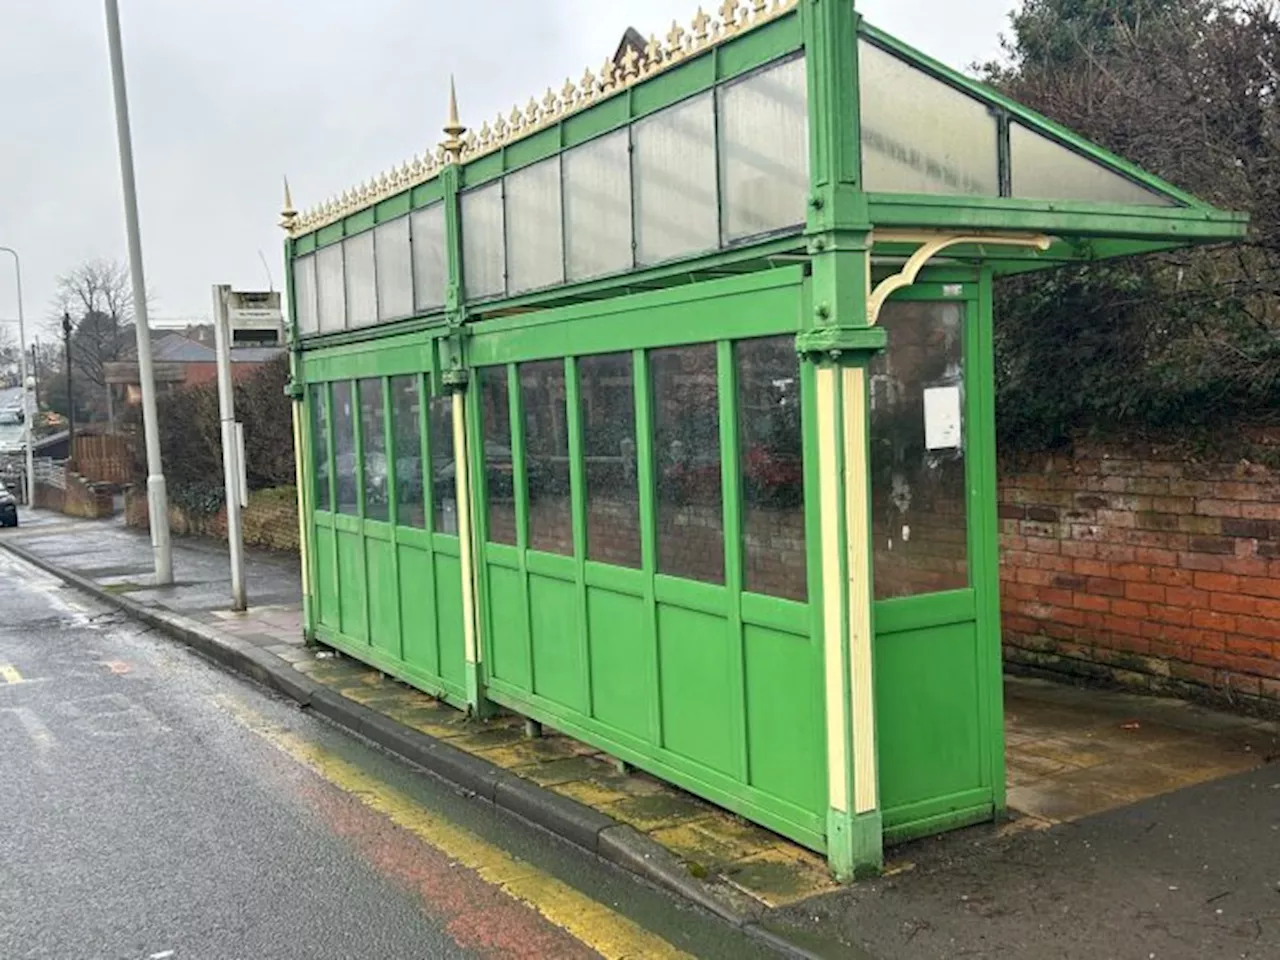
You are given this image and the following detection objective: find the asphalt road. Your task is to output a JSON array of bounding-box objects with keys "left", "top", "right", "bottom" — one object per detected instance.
[{"left": 0, "top": 550, "right": 783, "bottom": 960}]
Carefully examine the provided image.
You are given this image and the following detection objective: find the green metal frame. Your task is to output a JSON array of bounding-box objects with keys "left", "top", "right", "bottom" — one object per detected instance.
[{"left": 283, "top": 0, "right": 1250, "bottom": 879}]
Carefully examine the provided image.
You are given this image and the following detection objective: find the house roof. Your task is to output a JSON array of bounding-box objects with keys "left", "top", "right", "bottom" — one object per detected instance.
[{"left": 134, "top": 334, "right": 284, "bottom": 365}]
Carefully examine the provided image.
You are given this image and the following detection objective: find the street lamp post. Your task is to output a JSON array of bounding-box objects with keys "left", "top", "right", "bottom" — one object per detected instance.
[
  {"left": 62, "top": 311, "right": 75, "bottom": 453},
  {"left": 103, "top": 0, "right": 171, "bottom": 584},
  {"left": 0, "top": 247, "right": 34, "bottom": 509}
]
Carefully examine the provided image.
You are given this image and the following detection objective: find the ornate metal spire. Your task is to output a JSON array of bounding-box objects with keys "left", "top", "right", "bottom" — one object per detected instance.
[
  {"left": 279, "top": 176, "right": 297, "bottom": 232},
  {"left": 441, "top": 76, "right": 467, "bottom": 161}
]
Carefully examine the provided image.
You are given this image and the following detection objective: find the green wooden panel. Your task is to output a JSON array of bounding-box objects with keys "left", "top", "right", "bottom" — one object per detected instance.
[
  {"left": 560, "top": 99, "right": 628, "bottom": 146},
  {"left": 336, "top": 530, "right": 367, "bottom": 643},
  {"left": 435, "top": 552, "right": 467, "bottom": 690},
  {"left": 314, "top": 525, "right": 338, "bottom": 630},
  {"left": 485, "top": 679, "right": 825, "bottom": 851},
  {"left": 366, "top": 537, "right": 400, "bottom": 658},
  {"left": 503, "top": 127, "right": 560, "bottom": 173},
  {"left": 468, "top": 269, "right": 804, "bottom": 366},
  {"left": 398, "top": 543, "right": 440, "bottom": 677},
  {"left": 376, "top": 193, "right": 411, "bottom": 221},
  {"left": 656, "top": 604, "right": 735, "bottom": 776},
  {"left": 347, "top": 209, "right": 375, "bottom": 234},
  {"left": 743, "top": 624, "right": 823, "bottom": 815},
  {"left": 316, "top": 222, "right": 343, "bottom": 247},
  {"left": 630, "top": 57, "right": 715, "bottom": 117},
  {"left": 410, "top": 178, "right": 444, "bottom": 209},
  {"left": 876, "top": 621, "right": 985, "bottom": 815},
  {"left": 528, "top": 574, "right": 587, "bottom": 714},
  {"left": 586, "top": 587, "right": 651, "bottom": 742},
  {"left": 487, "top": 563, "right": 530, "bottom": 688}
]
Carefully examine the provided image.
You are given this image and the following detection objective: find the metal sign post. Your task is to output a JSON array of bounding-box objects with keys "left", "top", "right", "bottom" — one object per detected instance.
[{"left": 212, "top": 284, "right": 246, "bottom": 611}]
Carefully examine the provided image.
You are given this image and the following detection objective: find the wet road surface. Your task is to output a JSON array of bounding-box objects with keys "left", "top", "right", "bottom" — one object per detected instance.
[{"left": 0, "top": 550, "right": 783, "bottom": 959}]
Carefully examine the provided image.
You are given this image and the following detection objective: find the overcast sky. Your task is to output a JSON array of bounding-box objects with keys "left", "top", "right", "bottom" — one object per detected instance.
[{"left": 0, "top": 0, "right": 1017, "bottom": 333}]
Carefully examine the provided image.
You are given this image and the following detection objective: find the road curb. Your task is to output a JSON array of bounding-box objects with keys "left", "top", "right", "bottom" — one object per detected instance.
[{"left": 0, "top": 537, "right": 810, "bottom": 956}]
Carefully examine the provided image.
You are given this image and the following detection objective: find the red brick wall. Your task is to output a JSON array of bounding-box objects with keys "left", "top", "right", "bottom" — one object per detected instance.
[
  {"left": 125, "top": 486, "right": 300, "bottom": 552},
  {"left": 1000, "top": 435, "right": 1280, "bottom": 707}
]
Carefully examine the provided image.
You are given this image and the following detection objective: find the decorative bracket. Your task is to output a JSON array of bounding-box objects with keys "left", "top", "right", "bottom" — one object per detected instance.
[{"left": 866, "top": 231, "right": 1053, "bottom": 325}]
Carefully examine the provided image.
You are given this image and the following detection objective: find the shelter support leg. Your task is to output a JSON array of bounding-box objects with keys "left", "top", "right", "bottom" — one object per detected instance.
[
  {"left": 814, "top": 356, "right": 882, "bottom": 881},
  {"left": 451, "top": 385, "right": 490, "bottom": 718}
]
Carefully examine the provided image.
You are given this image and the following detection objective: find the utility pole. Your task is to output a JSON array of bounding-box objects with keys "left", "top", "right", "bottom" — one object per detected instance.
[
  {"left": 212, "top": 284, "right": 246, "bottom": 611},
  {"left": 30, "top": 340, "right": 37, "bottom": 409},
  {"left": 62, "top": 311, "right": 75, "bottom": 456},
  {"left": 0, "top": 247, "right": 33, "bottom": 508},
  {"left": 104, "top": 0, "right": 171, "bottom": 584}
]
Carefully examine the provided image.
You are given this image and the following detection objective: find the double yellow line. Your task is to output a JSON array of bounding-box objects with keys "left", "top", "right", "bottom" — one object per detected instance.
[{"left": 225, "top": 700, "right": 692, "bottom": 960}]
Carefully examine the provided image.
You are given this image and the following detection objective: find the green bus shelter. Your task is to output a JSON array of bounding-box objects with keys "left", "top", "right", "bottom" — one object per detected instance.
[{"left": 280, "top": 0, "right": 1247, "bottom": 879}]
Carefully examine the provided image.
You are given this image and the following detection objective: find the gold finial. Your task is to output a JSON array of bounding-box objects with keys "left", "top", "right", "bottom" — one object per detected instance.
[
  {"left": 666, "top": 20, "right": 687, "bottom": 56},
  {"left": 620, "top": 45, "right": 640, "bottom": 79},
  {"left": 691, "top": 7, "right": 712, "bottom": 42},
  {"left": 720, "top": 0, "right": 741, "bottom": 27},
  {"left": 645, "top": 34, "right": 663, "bottom": 67},
  {"left": 279, "top": 176, "right": 297, "bottom": 232},
  {"left": 441, "top": 75, "right": 467, "bottom": 160}
]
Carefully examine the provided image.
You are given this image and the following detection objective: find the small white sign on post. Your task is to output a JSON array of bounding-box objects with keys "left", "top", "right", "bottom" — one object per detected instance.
[
  {"left": 923, "top": 385, "right": 962, "bottom": 451},
  {"left": 234, "top": 421, "right": 248, "bottom": 507}
]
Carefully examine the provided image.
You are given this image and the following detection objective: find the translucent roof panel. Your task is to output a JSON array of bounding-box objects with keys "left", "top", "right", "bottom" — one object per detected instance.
[
  {"left": 858, "top": 39, "right": 1000, "bottom": 198},
  {"left": 1009, "top": 123, "right": 1177, "bottom": 207}
]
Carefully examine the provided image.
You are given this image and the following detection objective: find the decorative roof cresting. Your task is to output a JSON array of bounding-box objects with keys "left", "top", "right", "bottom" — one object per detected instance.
[{"left": 283, "top": 0, "right": 800, "bottom": 237}]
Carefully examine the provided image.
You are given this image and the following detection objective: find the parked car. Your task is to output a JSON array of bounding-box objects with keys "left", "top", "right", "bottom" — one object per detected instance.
[{"left": 0, "top": 484, "right": 17, "bottom": 527}]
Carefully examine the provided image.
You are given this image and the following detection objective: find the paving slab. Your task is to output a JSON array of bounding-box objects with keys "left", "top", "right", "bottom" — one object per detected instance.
[{"left": 8, "top": 507, "right": 1279, "bottom": 933}]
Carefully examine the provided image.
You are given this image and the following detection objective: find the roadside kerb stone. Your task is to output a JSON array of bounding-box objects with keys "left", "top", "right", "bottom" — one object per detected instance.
[{"left": 0, "top": 535, "right": 815, "bottom": 956}]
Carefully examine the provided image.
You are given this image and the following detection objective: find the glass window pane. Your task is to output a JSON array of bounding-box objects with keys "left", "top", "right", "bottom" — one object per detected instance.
[
  {"left": 651, "top": 344, "right": 723, "bottom": 584},
  {"left": 391, "top": 375, "right": 424, "bottom": 528},
  {"left": 564, "top": 131, "right": 633, "bottom": 282},
  {"left": 633, "top": 93, "right": 718, "bottom": 266},
  {"left": 1010, "top": 123, "right": 1175, "bottom": 206},
  {"left": 506, "top": 158, "right": 565, "bottom": 294},
  {"left": 737, "top": 337, "right": 806, "bottom": 602},
  {"left": 344, "top": 232, "right": 377, "bottom": 328},
  {"left": 358, "top": 378, "right": 388, "bottom": 522},
  {"left": 521, "top": 360, "right": 572, "bottom": 556},
  {"left": 376, "top": 217, "right": 414, "bottom": 321},
  {"left": 316, "top": 243, "right": 346, "bottom": 332},
  {"left": 858, "top": 39, "right": 999, "bottom": 197},
  {"left": 462, "top": 183, "right": 505, "bottom": 300},
  {"left": 719, "top": 56, "right": 809, "bottom": 243},
  {"left": 430, "top": 395, "right": 458, "bottom": 535},
  {"left": 412, "top": 203, "right": 447, "bottom": 312},
  {"left": 294, "top": 255, "right": 318, "bottom": 335},
  {"left": 309, "top": 384, "right": 330, "bottom": 512},
  {"left": 870, "top": 301, "right": 969, "bottom": 599},
  {"left": 480, "top": 366, "right": 516, "bottom": 544},
  {"left": 331, "top": 381, "right": 358, "bottom": 515},
  {"left": 581, "top": 353, "right": 640, "bottom": 568}
]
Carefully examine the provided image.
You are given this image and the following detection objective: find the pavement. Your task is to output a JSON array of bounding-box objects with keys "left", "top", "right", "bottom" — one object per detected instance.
[
  {"left": 4, "top": 507, "right": 1280, "bottom": 959},
  {"left": 0, "top": 530, "right": 788, "bottom": 959}
]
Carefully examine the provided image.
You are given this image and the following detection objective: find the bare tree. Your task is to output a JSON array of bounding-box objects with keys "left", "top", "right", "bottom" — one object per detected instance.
[{"left": 47, "top": 258, "right": 153, "bottom": 423}]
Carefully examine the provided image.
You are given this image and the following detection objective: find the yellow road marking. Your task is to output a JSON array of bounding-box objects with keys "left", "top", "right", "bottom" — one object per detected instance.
[
  {"left": 223, "top": 700, "right": 692, "bottom": 960},
  {"left": 0, "top": 664, "right": 22, "bottom": 685}
]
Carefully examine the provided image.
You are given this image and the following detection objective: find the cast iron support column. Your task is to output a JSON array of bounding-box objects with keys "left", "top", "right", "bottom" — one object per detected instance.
[
  {"left": 440, "top": 87, "right": 490, "bottom": 718},
  {"left": 280, "top": 183, "right": 315, "bottom": 641},
  {"left": 800, "top": 0, "right": 885, "bottom": 881}
]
